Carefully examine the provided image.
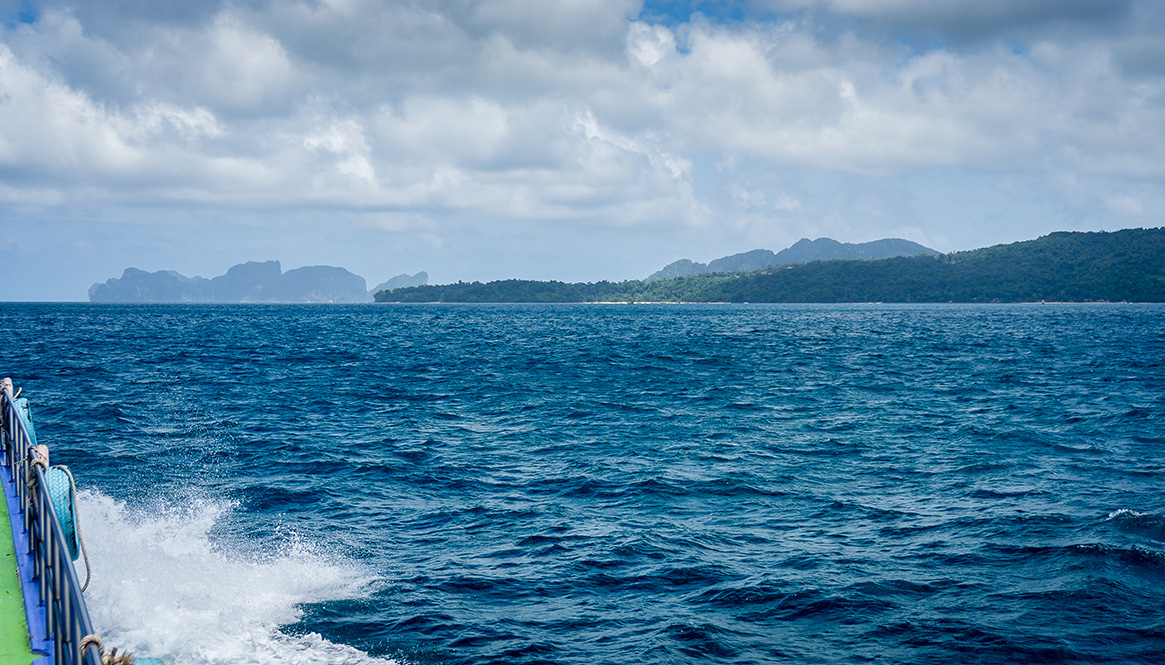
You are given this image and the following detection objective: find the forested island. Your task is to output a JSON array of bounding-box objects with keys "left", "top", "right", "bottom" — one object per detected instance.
[{"left": 375, "top": 229, "right": 1165, "bottom": 303}]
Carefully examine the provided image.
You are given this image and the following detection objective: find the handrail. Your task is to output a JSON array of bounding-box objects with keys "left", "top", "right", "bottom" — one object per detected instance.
[{"left": 1, "top": 378, "right": 103, "bottom": 665}]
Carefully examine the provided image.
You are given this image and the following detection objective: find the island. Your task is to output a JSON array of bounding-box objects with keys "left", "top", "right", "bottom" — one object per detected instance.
[
  {"left": 89, "top": 261, "right": 370, "bottom": 303},
  {"left": 374, "top": 229, "right": 1165, "bottom": 304}
]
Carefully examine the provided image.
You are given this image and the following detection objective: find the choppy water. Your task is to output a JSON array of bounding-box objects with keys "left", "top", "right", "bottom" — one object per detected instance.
[{"left": 3, "top": 303, "right": 1164, "bottom": 664}]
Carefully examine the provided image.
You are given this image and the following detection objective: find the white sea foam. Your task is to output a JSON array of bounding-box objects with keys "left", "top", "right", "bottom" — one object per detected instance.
[{"left": 74, "top": 490, "right": 399, "bottom": 665}]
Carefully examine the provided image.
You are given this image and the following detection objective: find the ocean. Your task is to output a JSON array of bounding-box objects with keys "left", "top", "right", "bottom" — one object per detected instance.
[{"left": 2, "top": 302, "right": 1163, "bottom": 664}]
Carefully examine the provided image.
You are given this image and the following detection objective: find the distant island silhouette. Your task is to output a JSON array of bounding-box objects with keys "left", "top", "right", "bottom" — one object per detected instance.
[
  {"left": 89, "top": 261, "right": 427, "bottom": 303},
  {"left": 646, "top": 238, "right": 939, "bottom": 281}
]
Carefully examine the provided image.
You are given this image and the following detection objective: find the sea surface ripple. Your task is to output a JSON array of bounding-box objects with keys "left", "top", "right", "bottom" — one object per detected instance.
[{"left": 2, "top": 303, "right": 1164, "bottom": 664}]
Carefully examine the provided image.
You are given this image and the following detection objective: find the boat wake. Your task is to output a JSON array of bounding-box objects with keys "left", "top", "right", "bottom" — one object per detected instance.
[{"left": 75, "top": 490, "right": 398, "bottom": 665}]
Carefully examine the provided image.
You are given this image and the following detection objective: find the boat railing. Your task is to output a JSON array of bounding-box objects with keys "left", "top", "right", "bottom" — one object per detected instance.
[{"left": 1, "top": 378, "right": 103, "bottom": 665}]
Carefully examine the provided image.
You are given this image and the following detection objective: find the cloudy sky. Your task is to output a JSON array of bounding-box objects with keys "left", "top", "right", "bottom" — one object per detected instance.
[{"left": 1, "top": 0, "right": 1162, "bottom": 300}]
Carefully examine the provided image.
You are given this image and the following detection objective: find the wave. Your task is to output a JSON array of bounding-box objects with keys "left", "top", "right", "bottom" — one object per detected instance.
[
  {"left": 75, "top": 490, "right": 398, "bottom": 665},
  {"left": 1107, "top": 508, "right": 1165, "bottom": 541}
]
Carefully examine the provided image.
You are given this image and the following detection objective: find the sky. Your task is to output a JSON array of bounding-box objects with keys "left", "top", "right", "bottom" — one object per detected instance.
[{"left": 1, "top": 0, "right": 1162, "bottom": 300}]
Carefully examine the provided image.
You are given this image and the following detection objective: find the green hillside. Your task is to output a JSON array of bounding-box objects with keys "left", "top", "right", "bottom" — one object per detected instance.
[{"left": 375, "top": 228, "right": 1165, "bottom": 303}]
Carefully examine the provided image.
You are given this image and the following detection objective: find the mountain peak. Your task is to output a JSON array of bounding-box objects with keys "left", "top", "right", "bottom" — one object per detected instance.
[
  {"left": 90, "top": 261, "right": 368, "bottom": 303},
  {"left": 646, "top": 238, "right": 938, "bottom": 281}
]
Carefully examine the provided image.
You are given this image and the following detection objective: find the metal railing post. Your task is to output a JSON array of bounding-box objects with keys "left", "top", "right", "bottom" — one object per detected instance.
[{"left": 1, "top": 382, "right": 105, "bottom": 665}]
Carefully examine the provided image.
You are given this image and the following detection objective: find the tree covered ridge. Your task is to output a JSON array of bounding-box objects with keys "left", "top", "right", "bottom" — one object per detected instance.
[{"left": 375, "top": 228, "right": 1165, "bottom": 303}]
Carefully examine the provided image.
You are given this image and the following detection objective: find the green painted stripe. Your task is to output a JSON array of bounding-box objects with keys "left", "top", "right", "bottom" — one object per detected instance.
[{"left": 0, "top": 484, "right": 36, "bottom": 665}]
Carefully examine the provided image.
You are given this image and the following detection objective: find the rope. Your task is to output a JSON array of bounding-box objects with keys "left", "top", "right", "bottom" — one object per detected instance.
[
  {"left": 56, "top": 465, "right": 92, "bottom": 592},
  {"left": 27, "top": 457, "right": 48, "bottom": 488},
  {"left": 26, "top": 449, "right": 47, "bottom": 501},
  {"left": 79, "top": 634, "right": 103, "bottom": 660},
  {"left": 103, "top": 646, "right": 135, "bottom": 664},
  {"left": 80, "top": 635, "right": 136, "bottom": 664}
]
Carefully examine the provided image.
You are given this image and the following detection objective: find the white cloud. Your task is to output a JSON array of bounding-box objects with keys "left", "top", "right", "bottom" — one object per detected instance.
[
  {"left": 192, "top": 13, "right": 296, "bottom": 110},
  {"left": 0, "top": 43, "right": 141, "bottom": 174},
  {"left": 637, "top": 23, "right": 1047, "bottom": 173},
  {"left": 757, "top": 0, "right": 1134, "bottom": 38},
  {"left": 1, "top": 0, "right": 1164, "bottom": 297},
  {"left": 372, "top": 96, "right": 514, "bottom": 167},
  {"left": 471, "top": 0, "right": 640, "bottom": 53},
  {"left": 730, "top": 184, "right": 765, "bottom": 208},
  {"left": 1106, "top": 194, "right": 1143, "bottom": 216},
  {"left": 132, "top": 102, "right": 223, "bottom": 142},
  {"left": 7, "top": 1, "right": 1159, "bottom": 189},
  {"left": 303, "top": 115, "right": 377, "bottom": 187},
  {"left": 774, "top": 192, "right": 801, "bottom": 212},
  {"left": 627, "top": 22, "right": 676, "bottom": 68}
]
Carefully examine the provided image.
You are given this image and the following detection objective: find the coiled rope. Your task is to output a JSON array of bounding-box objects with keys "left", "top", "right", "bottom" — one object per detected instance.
[
  {"left": 55, "top": 464, "right": 92, "bottom": 592},
  {"left": 25, "top": 449, "right": 92, "bottom": 589},
  {"left": 79, "top": 634, "right": 102, "bottom": 659},
  {"left": 79, "top": 638, "right": 136, "bottom": 661},
  {"left": 80, "top": 634, "right": 136, "bottom": 664}
]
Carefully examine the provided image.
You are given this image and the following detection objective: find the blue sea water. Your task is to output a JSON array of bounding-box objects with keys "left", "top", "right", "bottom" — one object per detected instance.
[{"left": 2, "top": 303, "right": 1164, "bottom": 664}]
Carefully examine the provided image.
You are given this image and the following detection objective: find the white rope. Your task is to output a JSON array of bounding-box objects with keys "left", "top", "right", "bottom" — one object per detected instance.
[
  {"left": 103, "top": 646, "right": 136, "bottom": 665},
  {"left": 81, "top": 634, "right": 136, "bottom": 664},
  {"left": 79, "top": 634, "right": 103, "bottom": 660},
  {"left": 56, "top": 464, "right": 92, "bottom": 592},
  {"left": 27, "top": 457, "right": 48, "bottom": 487}
]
